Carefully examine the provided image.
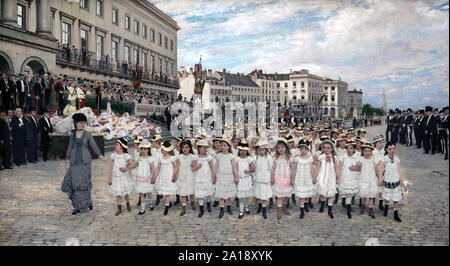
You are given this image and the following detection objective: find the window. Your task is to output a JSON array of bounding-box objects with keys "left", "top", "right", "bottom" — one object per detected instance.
[
  {"left": 293, "top": 81, "right": 296, "bottom": 88},
  {"left": 165, "top": 60, "right": 168, "bottom": 73},
  {"left": 143, "top": 25, "right": 147, "bottom": 39},
  {"left": 151, "top": 55, "right": 155, "bottom": 71},
  {"left": 96, "top": 0, "right": 103, "bottom": 16},
  {"left": 96, "top": 35, "right": 103, "bottom": 60},
  {"left": 111, "top": 40, "right": 118, "bottom": 62},
  {"left": 142, "top": 52, "right": 147, "bottom": 68},
  {"left": 134, "top": 20, "right": 139, "bottom": 34},
  {"left": 293, "top": 95, "right": 297, "bottom": 100},
  {"left": 164, "top": 36, "right": 168, "bottom": 48},
  {"left": 159, "top": 58, "right": 162, "bottom": 73},
  {"left": 301, "top": 81, "right": 304, "bottom": 88},
  {"left": 301, "top": 95, "right": 305, "bottom": 100},
  {"left": 80, "top": 29, "right": 88, "bottom": 50},
  {"left": 324, "top": 96, "right": 328, "bottom": 102},
  {"left": 134, "top": 49, "right": 139, "bottom": 65},
  {"left": 284, "top": 82, "right": 288, "bottom": 88},
  {"left": 125, "top": 46, "right": 130, "bottom": 64},
  {"left": 170, "top": 39, "right": 174, "bottom": 50},
  {"left": 125, "top": 16, "right": 130, "bottom": 30},
  {"left": 332, "top": 86, "right": 335, "bottom": 91},
  {"left": 17, "top": 4, "right": 25, "bottom": 29},
  {"left": 151, "top": 29, "right": 155, "bottom": 42},
  {"left": 62, "top": 22, "right": 71, "bottom": 44},
  {"left": 158, "top": 32, "right": 162, "bottom": 46},
  {"left": 324, "top": 86, "right": 328, "bottom": 90},
  {"left": 171, "top": 63, "right": 174, "bottom": 75},
  {"left": 277, "top": 83, "right": 280, "bottom": 88},
  {"left": 80, "top": 0, "right": 89, "bottom": 9},
  {"left": 112, "top": 8, "right": 118, "bottom": 24},
  {"left": 331, "top": 95, "right": 335, "bottom": 102}
]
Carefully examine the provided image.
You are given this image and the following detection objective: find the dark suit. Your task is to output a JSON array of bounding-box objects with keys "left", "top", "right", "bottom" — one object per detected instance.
[
  {"left": 55, "top": 82, "right": 64, "bottom": 115},
  {"left": 17, "top": 79, "right": 28, "bottom": 110},
  {"left": 391, "top": 116, "right": 401, "bottom": 144},
  {"left": 404, "top": 114, "right": 414, "bottom": 146},
  {"left": 385, "top": 115, "right": 394, "bottom": 142},
  {"left": 1, "top": 79, "right": 11, "bottom": 112},
  {"left": 25, "top": 80, "right": 33, "bottom": 113},
  {"left": 439, "top": 114, "right": 449, "bottom": 159},
  {"left": 399, "top": 115, "right": 407, "bottom": 144},
  {"left": 433, "top": 114, "right": 442, "bottom": 153},
  {"left": 39, "top": 116, "right": 53, "bottom": 161},
  {"left": 0, "top": 117, "right": 12, "bottom": 168},
  {"left": 33, "top": 82, "right": 43, "bottom": 114},
  {"left": 11, "top": 116, "right": 27, "bottom": 165},
  {"left": 24, "top": 115, "right": 39, "bottom": 162},
  {"left": 423, "top": 114, "right": 437, "bottom": 153},
  {"left": 414, "top": 115, "right": 424, "bottom": 148}
]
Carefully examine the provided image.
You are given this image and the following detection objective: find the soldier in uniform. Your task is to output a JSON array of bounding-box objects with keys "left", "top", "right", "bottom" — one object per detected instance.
[
  {"left": 385, "top": 109, "right": 394, "bottom": 142},
  {"left": 399, "top": 110, "right": 407, "bottom": 144},
  {"left": 439, "top": 107, "right": 449, "bottom": 160},
  {"left": 414, "top": 109, "right": 425, "bottom": 149},
  {"left": 391, "top": 109, "right": 401, "bottom": 144},
  {"left": 432, "top": 108, "right": 442, "bottom": 153},
  {"left": 404, "top": 108, "right": 414, "bottom": 146},
  {"left": 423, "top": 106, "right": 437, "bottom": 154}
]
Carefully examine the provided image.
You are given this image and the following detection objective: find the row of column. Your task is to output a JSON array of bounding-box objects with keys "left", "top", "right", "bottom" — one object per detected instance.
[{"left": 1, "top": 0, "right": 51, "bottom": 36}]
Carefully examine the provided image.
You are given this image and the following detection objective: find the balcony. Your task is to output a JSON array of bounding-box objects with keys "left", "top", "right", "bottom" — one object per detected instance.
[{"left": 55, "top": 50, "right": 179, "bottom": 89}]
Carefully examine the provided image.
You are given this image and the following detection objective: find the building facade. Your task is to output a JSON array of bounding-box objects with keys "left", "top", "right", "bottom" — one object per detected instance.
[
  {"left": 0, "top": 0, "right": 179, "bottom": 100},
  {"left": 323, "top": 78, "right": 348, "bottom": 119},
  {"left": 347, "top": 89, "right": 363, "bottom": 118}
]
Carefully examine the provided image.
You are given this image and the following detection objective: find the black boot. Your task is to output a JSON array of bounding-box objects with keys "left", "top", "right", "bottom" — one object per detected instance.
[
  {"left": 155, "top": 195, "right": 161, "bottom": 206},
  {"left": 351, "top": 196, "right": 355, "bottom": 205},
  {"left": 213, "top": 200, "right": 219, "bottom": 208},
  {"left": 291, "top": 194, "right": 296, "bottom": 204},
  {"left": 319, "top": 200, "right": 325, "bottom": 213},
  {"left": 341, "top": 198, "right": 346, "bottom": 209},
  {"left": 383, "top": 205, "right": 389, "bottom": 216},
  {"left": 88, "top": 203, "right": 93, "bottom": 210},
  {"left": 304, "top": 202, "right": 309, "bottom": 213},
  {"left": 72, "top": 209, "right": 80, "bottom": 215},
  {"left": 308, "top": 198, "right": 314, "bottom": 208},
  {"left": 198, "top": 206, "right": 204, "bottom": 218},
  {"left": 227, "top": 205, "right": 233, "bottom": 215},
  {"left": 262, "top": 207, "right": 267, "bottom": 219},
  {"left": 218, "top": 207, "right": 225, "bottom": 219},
  {"left": 257, "top": 203, "right": 262, "bottom": 214},
  {"left": 346, "top": 205, "right": 352, "bottom": 219},
  {"left": 299, "top": 207, "right": 305, "bottom": 219},
  {"left": 286, "top": 198, "right": 290, "bottom": 208},
  {"left": 334, "top": 193, "right": 339, "bottom": 205},
  {"left": 327, "top": 205, "right": 334, "bottom": 219},
  {"left": 137, "top": 197, "right": 141, "bottom": 207},
  {"left": 164, "top": 206, "right": 169, "bottom": 215},
  {"left": 238, "top": 212, "right": 244, "bottom": 219},
  {"left": 207, "top": 202, "right": 212, "bottom": 212},
  {"left": 174, "top": 195, "right": 180, "bottom": 206},
  {"left": 394, "top": 210, "right": 402, "bottom": 222},
  {"left": 378, "top": 200, "right": 384, "bottom": 211},
  {"left": 168, "top": 201, "right": 173, "bottom": 208},
  {"left": 359, "top": 198, "right": 362, "bottom": 207},
  {"left": 269, "top": 198, "right": 273, "bottom": 209},
  {"left": 235, "top": 197, "right": 239, "bottom": 208}
]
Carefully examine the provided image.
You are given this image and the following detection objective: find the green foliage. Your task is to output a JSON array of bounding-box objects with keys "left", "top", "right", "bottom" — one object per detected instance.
[
  {"left": 48, "top": 135, "right": 70, "bottom": 158},
  {"left": 149, "top": 112, "right": 165, "bottom": 123},
  {"left": 363, "top": 103, "right": 385, "bottom": 116}
]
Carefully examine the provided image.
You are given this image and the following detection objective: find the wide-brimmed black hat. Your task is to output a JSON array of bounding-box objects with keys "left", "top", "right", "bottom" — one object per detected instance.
[
  {"left": 425, "top": 106, "right": 433, "bottom": 112},
  {"left": 72, "top": 113, "right": 87, "bottom": 123}
]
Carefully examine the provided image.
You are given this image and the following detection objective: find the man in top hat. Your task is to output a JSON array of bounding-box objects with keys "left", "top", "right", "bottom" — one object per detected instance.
[
  {"left": 391, "top": 109, "right": 402, "bottom": 144},
  {"left": 414, "top": 109, "right": 425, "bottom": 149},
  {"left": 423, "top": 106, "right": 437, "bottom": 154},
  {"left": 39, "top": 112, "right": 53, "bottom": 161},
  {"left": 386, "top": 109, "right": 394, "bottom": 142},
  {"left": 399, "top": 110, "right": 408, "bottom": 145},
  {"left": 33, "top": 77, "right": 43, "bottom": 114},
  {"left": 16, "top": 74, "right": 29, "bottom": 111},
  {"left": 11, "top": 108, "right": 27, "bottom": 166},
  {"left": 432, "top": 108, "right": 442, "bottom": 153},
  {"left": 42, "top": 74, "right": 51, "bottom": 112},
  {"left": 54, "top": 77, "right": 64, "bottom": 115},
  {"left": 404, "top": 108, "right": 414, "bottom": 146},
  {"left": 439, "top": 107, "right": 449, "bottom": 160},
  {"left": 23, "top": 110, "right": 39, "bottom": 164},
  {"left": 1, "top": 73, "right": 11, "bottom": 112}
]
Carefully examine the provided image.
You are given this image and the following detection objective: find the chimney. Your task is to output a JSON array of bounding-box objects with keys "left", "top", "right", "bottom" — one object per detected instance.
[
  {"left": 223, "top": 68, "right": 226, "bottom": 83},
  {"left": 257, "top": 69, "right": 262, "bottom": 79},
  {"left": 208, "top": 69, "right": 212, "bottom": 77}
]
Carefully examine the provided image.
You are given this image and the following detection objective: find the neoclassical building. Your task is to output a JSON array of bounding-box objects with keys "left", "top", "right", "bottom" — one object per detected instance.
[{"left": 0, "top": 0, "right": 179, "bottom": 100}]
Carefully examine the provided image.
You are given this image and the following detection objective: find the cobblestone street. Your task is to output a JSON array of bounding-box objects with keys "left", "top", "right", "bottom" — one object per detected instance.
[{"left": 0, "top": 125, "right": 448, "bottom": 246}]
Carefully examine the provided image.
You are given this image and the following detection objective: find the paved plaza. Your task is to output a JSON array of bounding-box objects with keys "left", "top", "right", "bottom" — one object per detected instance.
[{"left": 0, "top": 125, "right": 448, "bottom": 246}]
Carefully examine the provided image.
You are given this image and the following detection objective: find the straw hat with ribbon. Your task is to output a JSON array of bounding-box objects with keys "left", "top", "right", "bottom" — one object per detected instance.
[
  {"left": 238, "top": 141, "right": 249, "bottom": 151},
  {"left": 161, "top": 141, "right": 174, "bottom": 152},
  {"left": 221, "top": 137, "right": 232, "bottom": 147},
  {"left": 298, "top": 139, "right": 312, "bottom": 150},
  {"left": 139, "top": 139, "right": 151, "bottom": 149},
  {"left": 134, "top": 136, "right": 144, "bottom": 144},
  {"left": 116, "top": 138, "right": 128, "bottom": 150},
  {"left": 152, "top": 134, "right": 162, "bottom": 142},
  {"left": 197, "top": 139, "right": 209, "bottom": 147},
  {"left": 372, "top": 135, "right": 385, "bottom": 144},
  {"left": 361, "top": 142, "right": 374, "bottom": 150}
]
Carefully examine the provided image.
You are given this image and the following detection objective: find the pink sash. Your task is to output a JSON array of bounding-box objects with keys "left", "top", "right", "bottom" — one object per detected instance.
[
  {"left": 274, "top": 176, "right": 291, "bottom": 188},
  {"left": 136, "top": 176, "right": 151, "bottom": 182}
]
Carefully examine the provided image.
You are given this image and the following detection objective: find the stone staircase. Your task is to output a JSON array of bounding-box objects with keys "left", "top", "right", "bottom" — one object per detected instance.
[{"left": 104, "top": 118, "right": 173, "bottom": 153}]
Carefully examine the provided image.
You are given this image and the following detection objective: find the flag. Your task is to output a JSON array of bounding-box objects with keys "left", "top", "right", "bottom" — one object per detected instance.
[
  {"left": 316, "top": 93, "right": 326, "bottom": 107},
  {"left": 132, "top": 64, "right": 141, "bottom": 89}
]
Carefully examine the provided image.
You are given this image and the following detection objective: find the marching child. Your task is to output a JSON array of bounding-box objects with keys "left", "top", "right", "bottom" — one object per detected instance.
[
  {"left": 192, "top": 139, "right": 215, "bottom": 217},
  {"left": 108, "top": 138, "right": 134, "bottom": 216},
  {"left": 132, "top": 136, "right": 144, "bottom": 207},
  {"left": 372, "top": 135, "right": 386, "bottom": 210},
  {"left": 337, "top": 140, "right": 360, "bottom": 219},
  {"left": 358, "top": 142, "right": 381, "bottom": 219},
  {"left": 378, "top": 142, "right": 405, "bottom": 222},
  {"left": 336, "top": 134, "right": 347, "bottom": 158},
  {"left": 315, "top": 139, "right": 338, "bottom": 219},
  {"left": 177, "top": 140, "right": 197, "bottom": 216},
  {"left": 133, "top": 139, "right": 155, "bottom": 215},
  {"left": 253, "top": 139, "right": 273, "bottom": 219},
  {"left": 152, "top": 141, "right": 180, "bottom": 216},
  {"left": 151, "top": 134, "right": 164, "bottom": 206},
  {"left": 271, "top": 139, "right": 295, "bottom": 220},
  {"left": 292, "top": 139, "right": 316, "bottom": 219},
  {"left": 234, "top": 141, "right": 255, "bottom": 219},
  {"left": 214, "top": 138, "right": 238, "bottom": 219}
]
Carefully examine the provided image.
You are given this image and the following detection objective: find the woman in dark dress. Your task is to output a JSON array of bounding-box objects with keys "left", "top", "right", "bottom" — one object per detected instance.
[{"left": 62, "top": 113, "right": 104, "bottom": 215}]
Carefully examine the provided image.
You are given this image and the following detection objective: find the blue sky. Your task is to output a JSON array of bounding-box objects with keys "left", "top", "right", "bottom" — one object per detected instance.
[{"left": 151, "top": 0, "right": 449, "bottom": 110}]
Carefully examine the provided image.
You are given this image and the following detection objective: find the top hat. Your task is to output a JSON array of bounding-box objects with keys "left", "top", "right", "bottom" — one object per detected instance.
[{"left": 425, "top": 106, "right": 433, "bottom": 112}]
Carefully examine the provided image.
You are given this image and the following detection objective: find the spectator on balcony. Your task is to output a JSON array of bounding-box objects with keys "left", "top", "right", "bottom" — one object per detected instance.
[
  {"left": 73, "top": 46, "right": 79, "bottom": 64},
  {"left": 105, "top": 55, "right": 110, "bottom": 70},
  {"left": 66, "top": 44, "right": 71, "bottom": 63},
  {"left": 82, "top": 47, "right": 87, "bottom": 65}
]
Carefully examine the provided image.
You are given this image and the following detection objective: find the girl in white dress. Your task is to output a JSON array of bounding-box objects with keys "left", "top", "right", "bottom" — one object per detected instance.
[
  {"left": 192, "top": 139, "right": 215, "bottom": 217},
  {"left": 234, "top": 141, "right": 255, "bottom": 219},
  {"left": 372, "top": 135, "right": 385, "bottom": 211},
  {"left": 177, "top": 140, "right": 196, "bottom": 216},
  {"left": 292, "top": 139, "right": 316, "bottom": 219},
  {"left": 151, "top": 134, "right": 163, "bottom": 206},
  {"left": 285, "top": 134, "right": 297, "bottom": 207},
  {"left": 153, "top": 141, "right": 180, "bottom": 216},
  {"left": 253, "top": 139, "right": 273, "bottom": 219},
  {"left": 271, "top": 139, "right": 294, "bottom": 220},
  {"left": 378, "top": 142, "right": 405, "bottom": 222},
  {"left": 210, "top": 136, "right": 222, "bottom": 208},
  {"left": 315, "top": 139, "right": 338, "bottom": 219},
  {"left": 132, "top": 136, "right": 144, "bottom": 207},
  {"left": 133, "top": 139, "right": 155, "bottom": 215},
  {"left": 358, "top": 142, "right": 382, "bottom": 219},
  {"left": 337, "top": 140, "right": 360, "bottom": 219},
  {"left": 214, "top": 138, "right": 238, "bottom": 219},
  {"left": 336, "top": 134, "right": 347, "bottom": 158},
  {"left": 108, "top": 138, "right": 134, "bottom": 216}
]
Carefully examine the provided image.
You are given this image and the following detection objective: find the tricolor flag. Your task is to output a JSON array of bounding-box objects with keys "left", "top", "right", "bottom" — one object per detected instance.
[{"left": 316, "top": 93, "right": 326, "bottom": 107}]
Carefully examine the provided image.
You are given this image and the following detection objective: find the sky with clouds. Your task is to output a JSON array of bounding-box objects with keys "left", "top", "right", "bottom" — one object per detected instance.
[{"left": 151, "top": 0, "right": 449, "bottom": 110}]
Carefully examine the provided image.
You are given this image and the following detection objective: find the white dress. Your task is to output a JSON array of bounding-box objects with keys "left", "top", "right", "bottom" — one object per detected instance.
[
  {"left": 215, "top": 153, "right": 237, "bottom": 199},
  {"left": 253, "top": 155, "right": 273, "bottom": 201},
  {"left": 176, "top": 153, "right": 196, "bottom": 196},
  {"left": 110, "top": 153, "right": 133, "bottom": 196},
  {"left": 338, "top": 154, "right": 360, "bottom": 197},
  {"left": 373, "top": 148, "right": 384, "bottom": 194},
  {"left": 293, "top": 156, "right": 316, "bottom": 198},
  {"left": 235, "top": 157, "right": 254, "bottom": 198},
  {"left": 382, "top": 155, "right": 403, "bottom": 202},
  {"left": 272, "top": 157, "right": 293, "bottom": 198},
  {"left": 131, "top": 149, "right": 140, "bottom": 187},
  {"left": 134, "top": 157, "right": 154, "bottom": 194},
  {"left": 336, "top": 148, "right": 347, "bottom": 159},
  {"left": 194, "top": 154, "right": 214, "bottom": 198},
  {"left": 156, "top": 156, "right": 178, "bottom": 196},
  {"left": 151, "top": 147, "right": 162, "bottom": 192},
  {"left": 359, "top": 157, "right": 379, "bottom": 198},
  {"left": 316, "top": 154, "right": 337, "bottom": 198}
]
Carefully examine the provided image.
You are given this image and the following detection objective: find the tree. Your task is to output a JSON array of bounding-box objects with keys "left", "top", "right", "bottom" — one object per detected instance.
[{"left": 363, "top": 103, "right": 385, "bottom": 116}]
